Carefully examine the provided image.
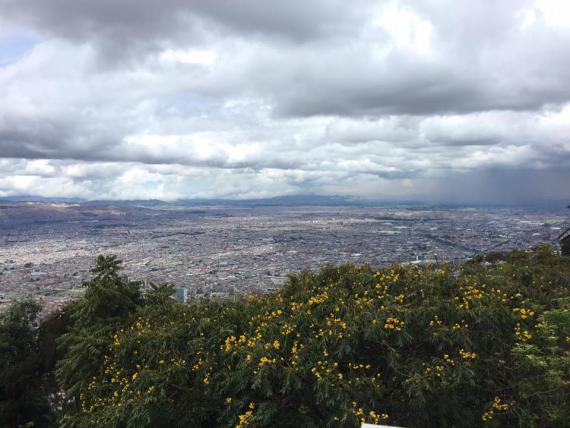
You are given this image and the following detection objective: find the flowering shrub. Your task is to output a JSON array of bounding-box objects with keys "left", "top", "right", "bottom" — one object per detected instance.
[{"left": 63, "top": 245, "right": 569, "bottom": 427}]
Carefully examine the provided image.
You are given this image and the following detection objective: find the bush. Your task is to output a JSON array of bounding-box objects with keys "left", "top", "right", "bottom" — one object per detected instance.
[{"left": 62, "top": 245, "right": 569, "bottom": 428}]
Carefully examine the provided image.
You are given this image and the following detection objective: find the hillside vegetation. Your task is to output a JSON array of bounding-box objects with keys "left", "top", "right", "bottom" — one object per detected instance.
[{"left": 1, "top": 245, "right": 569, "bottom": 427}]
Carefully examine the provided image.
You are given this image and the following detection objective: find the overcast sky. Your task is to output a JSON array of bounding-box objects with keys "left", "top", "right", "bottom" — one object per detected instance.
[{"left": 0, "top": 0, "right": 569, "bottom": 203}]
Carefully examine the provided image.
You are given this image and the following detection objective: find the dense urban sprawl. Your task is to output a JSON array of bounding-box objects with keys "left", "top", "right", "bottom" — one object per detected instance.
[{"left": 0, "top": 202, "right": 567, "bottom": 311}]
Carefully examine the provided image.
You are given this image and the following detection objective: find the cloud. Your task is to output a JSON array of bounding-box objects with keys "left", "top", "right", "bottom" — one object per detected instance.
[
  {"left": 0, "top": 0, "right": 370, "bottom": 64},
  {"left": 0, "top": 0, "right": 569, "bottom": 203}
]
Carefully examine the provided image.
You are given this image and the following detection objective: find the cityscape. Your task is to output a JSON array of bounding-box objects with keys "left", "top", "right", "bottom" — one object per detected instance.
[
  {"left": 1, "top": 200, "right": 567, "bottom": 311},
  {"left": 2, "top": 0, "right": 570, "bottom": 426}
]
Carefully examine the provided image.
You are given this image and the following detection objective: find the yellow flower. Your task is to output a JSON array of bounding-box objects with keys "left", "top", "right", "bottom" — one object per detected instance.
[
  {"left": 458, "top": 348, "right": 477, "bottom": 360},
  {"left": 482, "top": 410, "right": 493, "bottom": 421},
  {"left": 259, "top": 356, "right": 276, "bottom": 366}
]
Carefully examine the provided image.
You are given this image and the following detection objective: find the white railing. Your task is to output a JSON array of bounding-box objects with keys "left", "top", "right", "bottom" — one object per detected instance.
[{"left": 362, "top": 424, "right": 404, "bottom": 428}]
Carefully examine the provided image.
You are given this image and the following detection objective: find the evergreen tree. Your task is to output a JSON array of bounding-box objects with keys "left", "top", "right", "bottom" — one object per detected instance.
[{"left": 56, "top": 255, "right": 142, "bottom": 414}]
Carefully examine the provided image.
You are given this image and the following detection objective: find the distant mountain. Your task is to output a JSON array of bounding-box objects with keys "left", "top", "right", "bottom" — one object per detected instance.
[
  {"left": 176, "top": 194, "right": 375, "bottom": 207},
  {"left": 1, "top": 194, "right": 373, "bottom": 207},
  {"left": 2, "top": 194, "right": 568, "bottom": 211},
  {"left": 0, "top": 195, "right": 86, "bottom": 203}
]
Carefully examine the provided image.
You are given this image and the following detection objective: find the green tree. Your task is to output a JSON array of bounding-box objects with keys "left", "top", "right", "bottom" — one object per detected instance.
[
  {"left": 0, "top": 300, "right": 54, "bottom": 427},
  {"left": 56, "top": 255, "right": 142, "bottom": 416},
  {"left": 143, "top": 282, "right": 176, "bottom": 307}
]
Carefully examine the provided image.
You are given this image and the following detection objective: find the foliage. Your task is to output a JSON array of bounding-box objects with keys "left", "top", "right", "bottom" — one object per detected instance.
[
  {"left": 60, "top": 245, "right": 569, "bottom": 428},
  {"left": 143, "top": 282, "right": 177, "bottom": 307},
  {"left": 56, "top": 255, "right": 143, "bottom": 412},
  {"left": 0, "top": 300, "right": 54, "bottom": 427}
]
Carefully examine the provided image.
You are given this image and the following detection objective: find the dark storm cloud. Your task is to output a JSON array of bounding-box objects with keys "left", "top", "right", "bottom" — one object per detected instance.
[
  {"left": 0, "top": 0, "right": 368, "bottom": 62},
  {"left": 2, "top": 0, "right": 570, "bottom": 116},
  {"left": 431, "top": 167, "right": 570, "bottom": 205},
  {"left": 271, "top": 67, "right": 570, "bottom": 117},
  {"left": 255, "top": 14, "right": 570, "bottom": 118}
]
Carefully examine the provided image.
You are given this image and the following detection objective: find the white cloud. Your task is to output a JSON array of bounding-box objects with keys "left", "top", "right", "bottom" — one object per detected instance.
[
  {"left": 0, "top": 0, "right": 569, "bottom": 203},
  {"left": 159, "top": 49, "right": 218, "bottom": 66}
]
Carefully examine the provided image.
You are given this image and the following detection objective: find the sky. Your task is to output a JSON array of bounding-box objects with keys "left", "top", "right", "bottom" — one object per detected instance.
[{"left": 0, "top": 0, "right": 569, "bottom": 204}]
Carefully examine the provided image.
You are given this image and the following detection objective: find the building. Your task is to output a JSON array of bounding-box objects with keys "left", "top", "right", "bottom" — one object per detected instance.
[
  {"left": 559, "top": 227, "right": 570, "bottom": 256},
  {"left": 559, "top": 206, "right": 570, "bottom": 256},
  {"left": 174, "top": 287, "right": 189, "bottom": 303}
]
